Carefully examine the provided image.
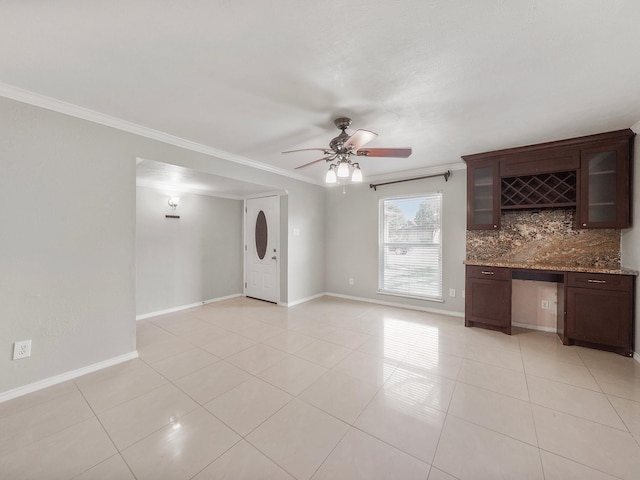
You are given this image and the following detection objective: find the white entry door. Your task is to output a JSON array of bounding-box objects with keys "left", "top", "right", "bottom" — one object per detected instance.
[{"left": 245, "top": 195, "right": 279, "bottom": 303}]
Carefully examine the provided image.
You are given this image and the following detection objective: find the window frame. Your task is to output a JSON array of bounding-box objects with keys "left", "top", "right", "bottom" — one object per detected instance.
[{"left": 378, "top": 193, "right": 443, "bottom": 302}]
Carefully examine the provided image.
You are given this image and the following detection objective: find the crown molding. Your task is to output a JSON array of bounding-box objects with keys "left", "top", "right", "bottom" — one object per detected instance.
[{"left": 0, "top": 82, "right": 322, "bottom": 186}]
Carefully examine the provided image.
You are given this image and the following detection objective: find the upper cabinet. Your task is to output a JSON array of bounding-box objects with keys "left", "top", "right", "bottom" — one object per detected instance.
[
  {"left": 463, "top": 129, "right": 634, "bottom": 230},
  {"left": 467, "top": 159, "right": 500, "bottom": 230}
]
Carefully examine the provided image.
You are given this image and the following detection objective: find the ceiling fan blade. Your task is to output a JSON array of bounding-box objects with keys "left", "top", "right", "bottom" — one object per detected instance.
[
  {"left": 294, "top": 156, "right": 334, "bottom": 169},
  {"left": 282, "top": 148, "right": 331, "bottom": 155},
  {"left": 343, "top": 129, "right": 378, "bottom": 151},
  {"left": 356, "top": 148, "right": 412, "bottom": 158}
]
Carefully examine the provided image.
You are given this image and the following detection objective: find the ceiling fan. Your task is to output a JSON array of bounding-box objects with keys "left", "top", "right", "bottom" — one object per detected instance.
[{"left": 282, "top": 117, "right": 412, "bottom": 183}]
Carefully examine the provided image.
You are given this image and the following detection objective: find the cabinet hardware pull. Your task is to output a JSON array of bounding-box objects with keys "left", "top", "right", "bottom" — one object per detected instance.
[
  {"left": 587, "top": 279, "right": 606, "bottom": 284},
  {"left": 481, "top": 271, "right": 495, "bottom": 275}
]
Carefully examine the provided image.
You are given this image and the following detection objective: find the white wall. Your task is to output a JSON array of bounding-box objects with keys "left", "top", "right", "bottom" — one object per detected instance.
[
  {"left": 324, "top": 170, "right": 467, "bottom": 315},
  {"left": 136, "top": 187, "right": 243, "bottom": 315},
  {"left": 0, "top": 96, "right": 326, "bottom": 396},
  {"left": 620, "top": 124, "right": 640, "bottom": 360}
]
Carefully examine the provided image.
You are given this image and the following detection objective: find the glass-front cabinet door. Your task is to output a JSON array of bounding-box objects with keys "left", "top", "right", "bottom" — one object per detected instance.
[
  {"left": 578, "top": 141, "right": 630, "bottom": 229},
  {"left": 466, "top": 159, "right": 500, "bottom": 230}
]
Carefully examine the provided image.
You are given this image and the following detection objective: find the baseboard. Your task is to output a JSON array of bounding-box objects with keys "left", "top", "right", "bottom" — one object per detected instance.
[
  {"left": 325, "top": 292, "right": 465, "bottom": 318},
  {"left": 280, "top": 292, "right": 326, "bottom": 307},
  {"left": 136, "top": 293, "right": 242, "bottom": 320},
  {"left": 512, "top": 322, "right": 557, "bottom": 333},
  {"left": 0, "top": 350, "right": 139, "bottom": 404},
  {"left": 634, "top": 351, "right": 640, "bottom": 365}
]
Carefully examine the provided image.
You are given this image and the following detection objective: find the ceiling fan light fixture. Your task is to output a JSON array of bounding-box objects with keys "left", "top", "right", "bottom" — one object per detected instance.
[
  {"left": 336, "top": 161, "right": 350, "bottom": 178},
  {"left": 351, "top": 163, "right": 363, "bottom": 182},
  {"left": 325, "top": 165, "right": 337, "bottom": 184}
]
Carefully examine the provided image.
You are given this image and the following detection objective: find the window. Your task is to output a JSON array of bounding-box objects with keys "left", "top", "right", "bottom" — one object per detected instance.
[{"left": 379, "top": 193, "right": 442, "bottom": 300}]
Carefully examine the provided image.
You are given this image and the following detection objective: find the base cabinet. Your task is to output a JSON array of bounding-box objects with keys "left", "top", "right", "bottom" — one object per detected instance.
[
  {"left": 565, "top": 272, "right": 634, "bottom": 356},
  {"left": 465, "top": 266, "right": 511, "bottom": 334}
]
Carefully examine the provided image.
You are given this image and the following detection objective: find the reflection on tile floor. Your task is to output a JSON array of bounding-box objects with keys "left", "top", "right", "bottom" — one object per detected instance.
[{"left": 2, "top": 296, "right": 640, "bottom": 479}]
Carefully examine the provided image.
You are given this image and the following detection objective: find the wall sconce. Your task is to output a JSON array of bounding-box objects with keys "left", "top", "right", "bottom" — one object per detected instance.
[{"left": 168, "top": 197, "right": 180, "bottom": 211}]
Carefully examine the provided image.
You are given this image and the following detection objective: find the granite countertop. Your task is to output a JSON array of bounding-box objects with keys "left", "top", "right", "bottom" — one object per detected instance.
[{"left": 464, "top": 259, "right": 639, "bottom": 276}]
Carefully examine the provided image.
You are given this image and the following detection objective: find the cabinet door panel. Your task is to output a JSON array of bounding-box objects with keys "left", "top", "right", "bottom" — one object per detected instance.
[
  {"left": 566, "top": 287, "right": 631, "bottom": 348},
  {"left": 466, "top": 278, "right": 511, "bottom": 329},
  {"left": 467, "top": 159, "right": 500, "bottom": 230}
]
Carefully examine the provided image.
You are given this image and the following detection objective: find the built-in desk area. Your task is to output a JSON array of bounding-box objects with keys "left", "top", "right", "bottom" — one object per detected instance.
[{"left": 464, "top": 261, "right": 637, "bottom": 356}]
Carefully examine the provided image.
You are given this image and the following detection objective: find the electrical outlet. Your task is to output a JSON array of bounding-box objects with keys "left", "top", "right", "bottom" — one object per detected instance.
[
  {"left": 349, "top": 278, "right": 354, "bottom": 285},
  {"left": 449, "top": 288, "right": 456, "bottom": 297},
  {"left": 541, "top": 300, "right": 549, "bottom": 310},
  {"left": 13, "top": 340, "right": 32, "bottom": 360}
]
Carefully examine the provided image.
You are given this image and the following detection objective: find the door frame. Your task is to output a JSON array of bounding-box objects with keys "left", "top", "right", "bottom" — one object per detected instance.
[{"left": 243, "top": 193, "right": 283, "bottom": 304}]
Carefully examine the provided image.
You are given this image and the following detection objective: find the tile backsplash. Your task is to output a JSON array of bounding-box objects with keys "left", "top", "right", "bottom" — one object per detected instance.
[{"left": 466, "top": 209, "right": 620, "bottom": 268}]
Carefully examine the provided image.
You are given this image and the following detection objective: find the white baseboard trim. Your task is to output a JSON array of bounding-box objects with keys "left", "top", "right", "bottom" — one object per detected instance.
[
  {"left": 136, "top": 294, "right": 242, "bottom": 320},
  {"left": 512, "top": 322, "right": 557, "bottom": 333},
  {"left": 634, "top": 351, "right": 640, "bottom": 364},
  {"left": 279, "top": 292, "right": 326, "bottom": 307},
  {"left": 0, "top": 350, "right": 139, "bottom": 404},
  {"left": 325, "top": 292, "right": 465, "bottom": 318}
]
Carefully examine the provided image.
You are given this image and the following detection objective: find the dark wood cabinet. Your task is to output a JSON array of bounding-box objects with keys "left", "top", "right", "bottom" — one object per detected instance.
[
  {"left": 466, "top": 159, "right": 500, "bottom": 230},
  {"left": 577, "top": 141, "right": 631, "bottom": 229},
  {"left": 465, "top": 265, "right": 511, "bottom": 334},
  {"left": 463, "top": 129, "right": 634, "bottom": 230},
  {"left": 565, "top": 272, "right": 634, "bottom": 356}
]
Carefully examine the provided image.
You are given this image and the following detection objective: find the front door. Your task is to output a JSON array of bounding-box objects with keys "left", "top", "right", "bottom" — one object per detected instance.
[{"left": 245, "top": 195, "right": 279, "bottom": 303}]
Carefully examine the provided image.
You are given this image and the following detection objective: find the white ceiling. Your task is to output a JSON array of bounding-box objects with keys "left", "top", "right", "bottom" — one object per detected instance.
[{"left": 2, "top": 1, "right": 640, "bottom": 192}]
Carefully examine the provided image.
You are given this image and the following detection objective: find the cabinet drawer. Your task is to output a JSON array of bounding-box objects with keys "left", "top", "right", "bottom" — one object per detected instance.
[
  {"left": 466, "top": 265, "right": 511, "bottom": 281},
  {"left": 567, "top": 272, "right": 632, "bottom": 291}
]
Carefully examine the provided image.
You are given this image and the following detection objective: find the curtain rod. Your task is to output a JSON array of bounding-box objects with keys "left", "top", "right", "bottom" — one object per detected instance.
[{"left": 369, "top": 170, "right": 451, "bottom": 191}]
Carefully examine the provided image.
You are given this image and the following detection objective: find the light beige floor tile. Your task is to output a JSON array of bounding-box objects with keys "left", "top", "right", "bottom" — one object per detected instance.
[
  {"left": 147, "top": 347, "right": 220, "bottom": 380},
  {"left": 247, "top": 399, "right": 349, "bottom": 480},
  {"left": 72, "top": 454, "right": 135, "bottom": 480},
  {"left": 312, "top": 428, "right": 430, "bottom": 480},
  {"left": 152, "top": 316, "right": 212, "bottom": 337},
  {"left": 76, "top": 361, "right": 168, "bottom": 413},
  {"left": 461, "top": 342, "right": 524, "bottom": 372},
  {"left": 0, "top": 380, "right": 78, "bottom": 418},
  {"left": 74, "top": 358, "right": 147, "bottom": 386},
  {"left": 0, "top": 388, "right": 94, "bottom": 455},
  {"left": 290, "top": 323, "right": 338, "bottom": 339},
  {"left": 400, "top": 348, "right": 463, "bottom": 380},
  {"left": 98, "top": 383, "right": 199, "bottom": 449},
  {"left": 383, "top": 366, "right": 456, "bottom": 413},
  {"left": 258, "top": 356, "right": 328, "bottom": 395},
  {"left": 236, "top": 321, "right": 285, "bottom": 342},
  {"left": 226, "top": 344, "right": 290, "bottom": 375},
  {"left": 0, "top": 418, "right": 117, "bottom": 480},
  {"left": 263, "top": 331, "right": 317, "bottom": 353},
  {"left": 457, "top": 359, "right": 529, "bottom": 401},
  {"left": 294, "top": 339, "right": 353, "bottom": 368},
  {"left": 597, "top": 376, "right": 640, "bottom": 402},
  {"left": 427, "top": 467, "right": 459, "bottom": 480},
  {"left": 333, "top": 350, "right": 398, "bottom": 387},
  {"left": 532, "top": 405, "right": 640, "bottom": 480},
  {"left": 137, "top": 336, "right": 194, "bottom": 364},
  {"left": 321, "top": 327, "right": 372, "bottom": 349},
  {"left": 354, "top": 387, "right": 446, "bottom": 463},
  {"left": 192, "top": 440, "right": 294, "bottom": 479},
  {"left": 608, "top": 395, "right": 640, "bottom": 441},
  {"left": 180, "top": 325, "right": 233, "bottom": 348},
  {"left": 136, "top": 322, "right": 178, "bottom": 346},
  {"left": 174, "top": 361, "right": 252, "bottom": 404},
  {"left": 432, "top": 415, "right": 543, "bottom": 480},
  {"left": 198, "top": 332, "right": 256, "bottom": 358},
  {"left": 121, "top": 408, "right": 240, "bottom": 480},
  {"left": 577, "top": 347, "right": 640, "bottom": 375},
  {"left": 523, "top": 356, "right": 600, "bottom": 391},
  {"left": 540, "top": 451, "right": 620, "bottom": 480},
  {"left": 448, "top": 382, "right": 537, "bottom": 445},
  {"left": 204, "top": 377, "right": 292, "bottom": 436},
  {"left": 527, "top": 375, "right": 626, "bottom": 430},
  {"left": 356, "top": 336, "right": 412, "bottom": 362},
  {"left": 298, "top": 370, "right": 379, "bottom": 424}
]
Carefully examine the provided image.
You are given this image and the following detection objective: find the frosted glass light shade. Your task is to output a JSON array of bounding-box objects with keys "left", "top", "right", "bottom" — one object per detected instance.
[
  {"left": 336, "top": 161, "right": 350, "bottom": 178},
  {"left": 351, "top": 166, "right": 363, "bottom": 182},
  {"left": 325, "top": 167, "right": 337, "bottom": 183}
]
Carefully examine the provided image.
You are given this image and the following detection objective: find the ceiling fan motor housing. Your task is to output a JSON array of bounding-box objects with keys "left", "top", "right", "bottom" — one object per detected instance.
[{"left": 330, "top": 117, "right": 353, "bottom": 152}]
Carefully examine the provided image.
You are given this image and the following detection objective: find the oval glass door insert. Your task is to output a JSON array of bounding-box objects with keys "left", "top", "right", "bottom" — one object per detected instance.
[{"left": 255, "top": 210, "right": 268, "bottom": 260}]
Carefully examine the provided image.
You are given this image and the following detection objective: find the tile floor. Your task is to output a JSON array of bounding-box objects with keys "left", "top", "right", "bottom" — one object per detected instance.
[{"left": 2, "top": 296, "right": 640, "bottom": 479}]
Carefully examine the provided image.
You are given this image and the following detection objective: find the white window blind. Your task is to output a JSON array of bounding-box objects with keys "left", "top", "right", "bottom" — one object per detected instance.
[{"left": 379, "top": 194, "right": 442, "bottom": 300}]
